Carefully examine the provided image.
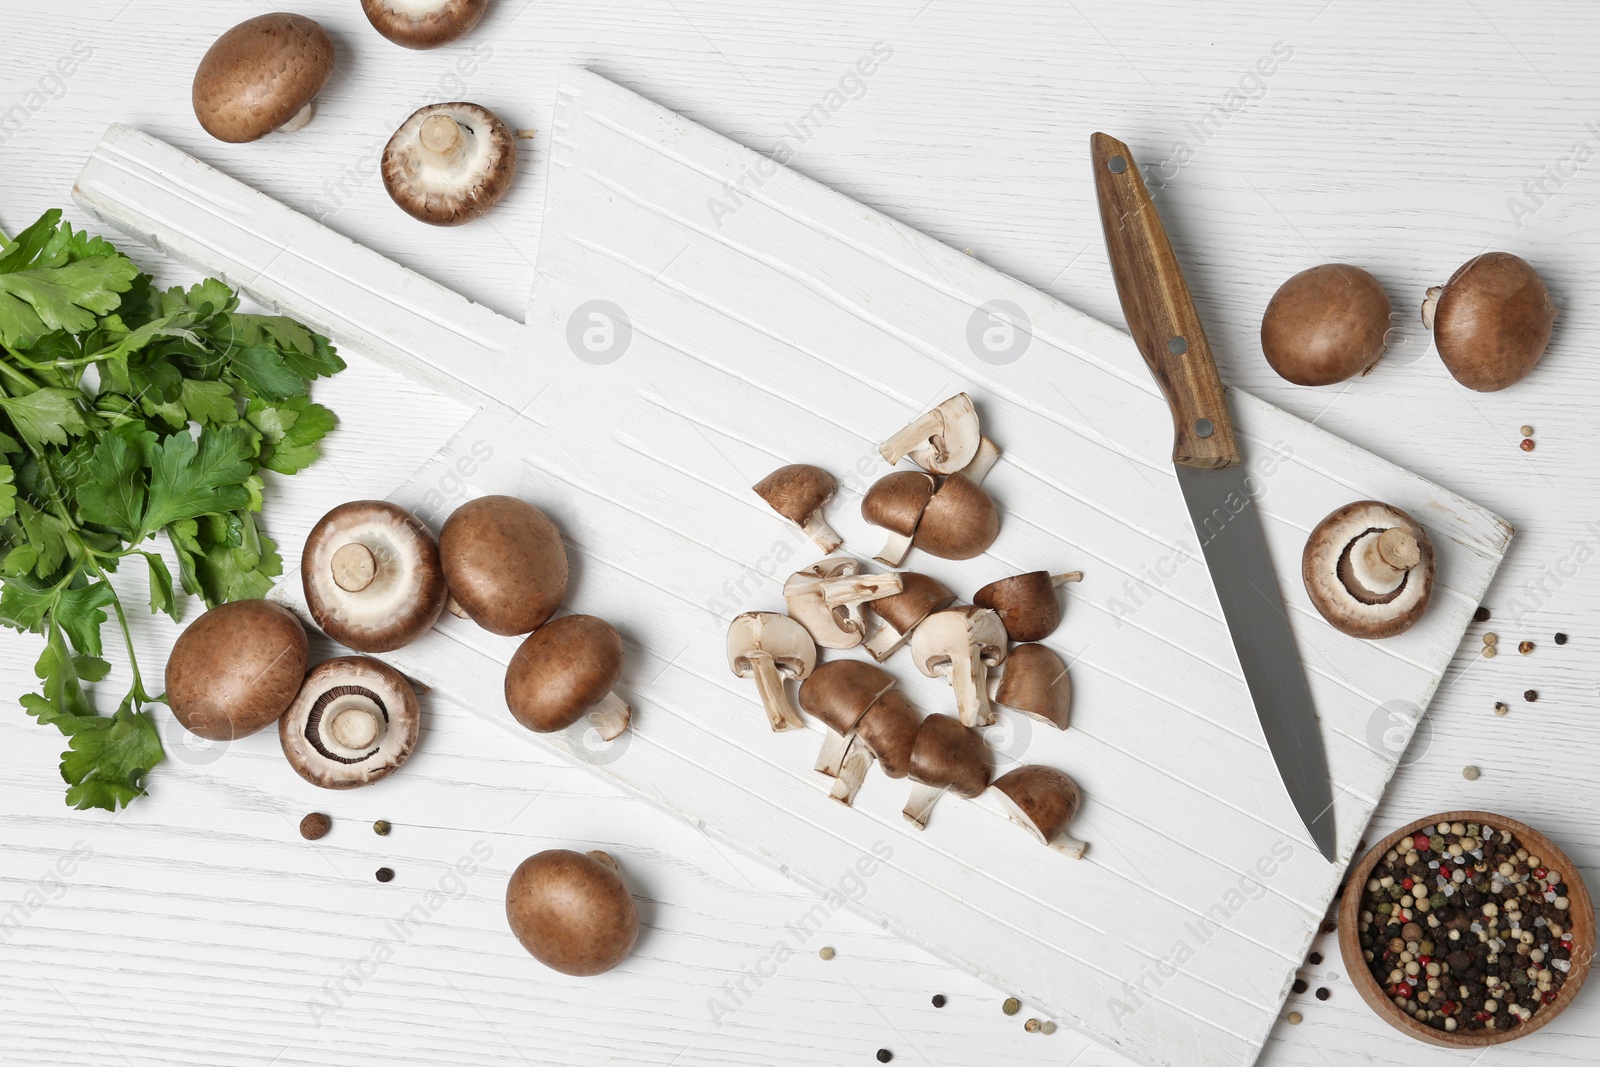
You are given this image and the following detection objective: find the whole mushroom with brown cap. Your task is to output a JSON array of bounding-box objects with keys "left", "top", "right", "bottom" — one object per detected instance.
[
  {"left": 753, "top": 464, "right": 842, "bottom": 553},
  {"left": 505, "top": 849, "right": 639, "bottom": 976},
  {"left": 863, "top": 572, "right": 955, "bottom": 662},
  {"left": 165, "top": 600, "right": 308, "bottom": 741},
  {"left": 302, "top": 501, "right": 447, "bottom": 653},
  {"left": 362, "top": 0, "right": 487, "bottom": 48},
  {"left": 911, "top": 606, "right": 1009, "bottom": 727},
  {"left": 192, "top": 13, "right": 334, "bottom": 143},
  {"left": 913, "top": 473, "right": 1000, "bottom": 560},
  {"left": 440, "top": 495, "right": 568, "bottom": 636},
  {"left": 993, "top": 643, "right": 1071, "bottom": 731},
  {"left": 991, "top": 766, "right": 1088, "bottom": 858},
  {"left": 799, "top": 660, "right": 895, "bottom": 779},
  {"left": 782, "top": 558, "right": 903, "bottom": 649},
  {"left": 505, "top": 615, "right": 630, "bottom": 741},
  {"left": 1260, "top": 264, "right": 1392, "bottom": 386},
  {"left": 879, "top": 393, "right": 982, "bottom": 474},
  {"left": 829, "top": 688, "right": 922, "bottom": 807},
  {"left": 973, "top": 569, "right": 1082, "bottom": 642},
  {"left": 279, "top": 656, "right": 421, "bottom": 788},
  {"left": 861, "top": 471, "right": 935, "bottom": 566},
  {"left": 726, "top": 612, "right": 815, "bottom": 732},
  {"left": 1422, "top": 252, "right": 1557, "bottom": 391},
  {"left": 902, "top": 713, "right": 991, "bottom": 829},
  {"left": 1302, "top": 501, "right": 1435, "bottom": 639},
  {"left": 382, "top": 102, "right": 516, "bottom": 226}
]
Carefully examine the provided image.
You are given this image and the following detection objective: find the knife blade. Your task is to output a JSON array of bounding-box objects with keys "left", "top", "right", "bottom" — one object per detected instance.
[{"left": 1089, "top": 132, "right": 1338, "bottom": 862}]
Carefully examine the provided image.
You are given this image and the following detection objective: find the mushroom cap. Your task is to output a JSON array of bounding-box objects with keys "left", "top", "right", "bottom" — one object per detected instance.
[
  {"left": 1260, "top": 264, "right": 1392, "bottom": 387},
  {"left": 726, "top": 611, "right": 816, "bottom": 679},
  {"left": 192, "top": 13, "right": 334, "bottom": 143},
  {"left": 870, "top": 572, "right": 955, "bottom": 633},
  {"left": 505, "top": 615, "right": 624, "bottom": 733},
  {"left": 165, "top": 599, "right": 308, "bottom": 741},
  {"left": 992, "top": 765, "right": 1082, "bottom": 844},
  {"left": 1429, "top": 252, "right": 1556, "bottom": 392},
  {"left": 861, "top": 471, "right": 936, "bottom": 538},
  {"left": 753, "top": 464, "right": 836, "bottom": 524},
  {"left": 910, "top": 606, "right": 1009, "bottom": 677},
  {"left": 908, "top": 713, "right": 991, "bottom": 798},
  {"left": 506, "top": 849, "right": 639, "bottom": 976},
  {"left": 993, "top": 643, "right": 1071, "bottom": 730},
  {"left": 855, "top": 688, "right": 921, "bottom": 778},
  {"left": 278, "top": 656, "right": 421, "bottom": 789},
  {"left": 302, "top": 500, "right": 448, "bottom": 653},
  {"left": 440, "top": 495, "right": 568, "bottom": 636},
  {"left": 913, "top": 473, "right": 1000, "bottom": 560},
  {"left": 361, "top": 0, "right": 487, "bottom": 48},
  {"left": 973, "top": 571, "right": 1062, "bottom": 641},
  {"left": 798, "top": 660, "right": 895, "bottom": 734},
  {"left": 1302, "top": 500, "right": 1435, "bottom": 639},
  {"left": 382, "top": 102, "right": 516, "bottom": 226}
]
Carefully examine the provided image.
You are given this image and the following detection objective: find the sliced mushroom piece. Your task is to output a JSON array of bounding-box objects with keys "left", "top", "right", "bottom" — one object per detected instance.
[
  {"left": 440, "top": 495, "right": 568, "bottom": 636},
  {"left": 506, "top": 615, "right": 630, "bottom": 741},
  {"left": 302, "top": 501, "right": 448, "bottom": 653},
  {"left": 192, "top": 13, "right": 335, "bottom": 142},
  {"left": 956, "top": 436, "right": 1002, "bottom": 484},
  {"left": 382, "top": 102, "right": 516, "bottom": 226},
  {"left": 279, "top": 657, "right": 421, "bottom": 789},
  {"left": 993, "top": 644, "right": 1071, "bottom": 731},
  {"left": 829, "top": 688, "right": 922, "bottom": 806},
  {"left": 913, "top": 473, "right": 1000, "bottom": 560},
  {"left": 166, "top": 600, "right": 308, "bottom": 741},
  {"left": 911, "top": 606, "right": 1009, "bottom": 727},
  {"left": 726, "top": 612, "right": 816, "bottom": 732},
  {"left": 863, "top": 572, "right": 956, "bottom": 662},
  {"left": 783, "top": 557, "right": 903, "bottom": 649},
  {"left": 861, "top": 471, "right": 936, "bottom": 566},
  {"left": 879, "top": 393, "right": 982, "bottom": 474},
  {"left": 753, "top": 464, "right": 842, "bottom": 553},
  {"left": 362, "top": 0, "right": 487, "bottom": 48},
  {"left": 506, "top": 849, "right": 639, "bottom": 976},
  {"left": 991, "top": 766, "right": 1088, "bottom": 858},
  {"left": 1302, "top": 501, "right": 1435, "bottom": 639},
  {"left": 902, "top": 713, "right": 991, "bottom": 829},
  {"left": 973, "top": 570, "right": 1082, "bottom": 642},
  {"left": 798, "top": 660, "right": 896, "bottom": 778},
  {"left": 1422, "top": 252, "right": 1557, "bottom": 392}
]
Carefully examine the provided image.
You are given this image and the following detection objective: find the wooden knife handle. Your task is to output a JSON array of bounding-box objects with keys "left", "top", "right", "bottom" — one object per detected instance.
[{"left": 1091, "top": 132, "right": 1241, "bottom": 470}]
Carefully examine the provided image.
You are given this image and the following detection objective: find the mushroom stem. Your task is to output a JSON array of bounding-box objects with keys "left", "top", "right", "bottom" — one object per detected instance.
[
  {"left": 873, "top": 529, "right": 914, "bottom": 567},
  {"left": 1051, "top": 571, "right": 1084, "bottom": 588},
  {"left": 329, "top": 705, "right": 381, "bottom": 750},
  {"left": 1052, "top": 834, "right": 1089, "bottom": 860},
  {"left": 586, "top": 849, "right": 619, "bottom": 873},
  {"left": 419, "top": 112, "right": 466, "bottom": 163},
  {"left": 815, "top": 728, "right": 853, "bottom": 777},
  {"left": 863, "top": 621, "right": 908, "bottom": 662},
  {"left": 278, "top": 102, "right": 314, "bottom": 134},
  {"left": 958, "top": 436, "right": 1002, "bottom": 484},
  {"left": 942, "top": 653, "right": 996, "bottom": 728},
  {"left": 880, "top": 409, "right": 946, "bottom": 467},
  {"left": 902, "top": 782, "right": 947, "bottom": 829},
  {"left": 586, "top": 692, "right": 632, "bottom": 742},
  {"left": 748, "top": 652, "right": 805, "bottom": 732},
  {"left": 821, "top": 573, "right": 903, "bottom": 608},
  {"left": 331, "top": 542, "right": 378, "bottom": 593},
  {"left": 800, "top": 512, "right": 843, "bottom": 554},
  {"left": 445, "top": 593, "right": 470, "bottom": 620},
  {"left": 829, "top": 739, "right": 874, "bottom": 806},
  {"left": 1420, "top": 285, "right": 1443, "bottom": 330},
  {"left": 1352, "top": 528, "right": 1419, "bottom": 593}
]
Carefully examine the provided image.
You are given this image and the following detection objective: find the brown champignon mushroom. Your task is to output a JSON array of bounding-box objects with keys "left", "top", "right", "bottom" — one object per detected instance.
[
  {"left": 913, "top": 473, "right": 999, "bottom": 560},
  {"left": 1302, "top": 501, "right": 1435, "bottom": 639},
  {"left": 863, "top": 572, "right": 955, "bottom": 662},
  {"left": 302, "top": 500, "right": 448, "bottom": 653},
  {"left": 361, "top": 0, "right": 487, "bottom": 48},
  {"left": 902, "top": 713, "right": 991, "bottom": 829},
  {"left": 799, "top": 660, "right": 895, "bottom": 779},
  {"left": 910, "top": 606, "right": 1008, "bottom": 727},
  {"left": 973, "top": 570, "right": 1082, "bottom": 642},
  {"left": 879, "top": 393, "right": 982, "bottom": 474},
  {"left": 505, "top": 849, "right": 639, "bottom": 976},
  {"left": 991, "top": 766, "right": 1088, "bottom": 858},
  {"left": 382, "top": 102, "right": 516, "bottom": 226},
  {"left": 957, "top": 435, "right": 1003, "bottom": 484},
  {"left": 1422, "top": 252, "right": 1557, "bottom": 392},
  {"left": 279, "top": 656, "right": 420, "bottom": 789},
  {"left": 505, "top": 615, "right": 630, "bottom": 741},
  {"left": 782, "top": 557, "right": 902, "bottom": 649},
  {"left": 1260, "top": 264, "right": 1393, "bottom": 386},
  {"left": 165, "top": 600, "right": 308, "bottom": 741},
  {"left": 726, "top": 612, "right": 816, "bottom": 732},
  {"left": 192, "top": 13, "right": 335, "bottom": 143},
  {"left": 440, "top": 495, "right": 568, "bottom": 636},
  {"left": 829, "top": 688, "right": 922, "bottom": 806},
  {"left": 861, "top": 471, "right": 936, "bottom": 566},
  {"left": 753, "top": 464, "right": 842, "bottom": 553},
  {"left": 993, "top": 643, "right": 1071, "bottom": 731}
]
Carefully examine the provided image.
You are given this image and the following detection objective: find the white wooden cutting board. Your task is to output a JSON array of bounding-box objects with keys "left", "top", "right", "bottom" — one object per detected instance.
[{"left": 72, "top": 70, "right": 1510, "bottom": 1067}]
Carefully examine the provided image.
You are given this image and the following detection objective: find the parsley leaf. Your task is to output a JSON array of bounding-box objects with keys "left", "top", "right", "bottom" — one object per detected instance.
[{"left": 141, "top": 426, "right": 254, "bottom": 535}]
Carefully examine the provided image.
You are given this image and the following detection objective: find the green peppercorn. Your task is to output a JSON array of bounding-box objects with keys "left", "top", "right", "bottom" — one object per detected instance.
[
  {"left": 373, "top": 820, "right": 392, "bottom": 836},
  {"left": 1002, "top": 998, "right": 1021, "bottom": 1016}
]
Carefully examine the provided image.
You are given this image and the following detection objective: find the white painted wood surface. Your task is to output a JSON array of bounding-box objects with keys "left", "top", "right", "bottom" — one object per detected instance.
[{"left": 4, "top": 3, "right": 1599, "bottom": 1066}]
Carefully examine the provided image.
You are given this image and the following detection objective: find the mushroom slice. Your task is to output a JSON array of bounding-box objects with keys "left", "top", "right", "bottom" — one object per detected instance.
[
  {"left": 829, "top": 688, "right": 922, "bottom": 806},
  {"left": 440, "top": 495, "right": 568, "bottom": 636},
  {"left": 993, "top": 644, "right": 1072, "bottom": 731},
  {"left": 166, "top": 600, "right": 308, "bottom": 741},
  {"left": 782, "top": 558, "right": 903, "bottom": 649},
  {"left": 913, "top": 473, "right": 1000, "bottom": 560},
  {"left": 753, "top": 464, "right": 842, "bottom": 553},
  {"left": 863, "top": 572, "right": 956, "bottom": 662},
  {"left": 879, "top": 393, "right": 982, "bottom": 474},
  {"left": 991, "top": 766, "right": 1088, "bottom": 858},
  {"left": 727, "top": 612, "right": 816, "bottom": 732},
  {"left": 506, "top": 615, "right": 631, "bottom": 741},
  {"left": 506, "top": 849, "right": 639, "bottom": 976},
  {"left": 973, "top": 570, "right": 1082, "bottom": 642},
  {"left": 1422, "top": 253, "right": 1557, "bottom": 392},
  {"left": 861, "top": 471, "right": 936, "bottom": 566},
  {"left": 902, "top": 713, "right": 991, "bottom": 829},
  {"left": 1302, "top": 501, "right": 1435, "bottom": 639},
  {"left": 362, "top": 0, "right": 487, "bottom": 48},
  {"left": 192, "top": 13, "right": 335, "bottom": 143},
  {"left": 956, "top": 436, "right": 1003, "bottom": 485},
  {"left": 798, "top": 660, "right": 896, "bottom": 778},
  {"left": 382, "top": 102, "right": 516, "bottom": 226},
  {"left": 302, "top": 501, "right": 448, "bottom": 653},
  {"left": 910, "top": 606, "right": 1009, "bottom": 727},
  {"left": 279, "top": 657, "right": 421, "bottom": 789}
]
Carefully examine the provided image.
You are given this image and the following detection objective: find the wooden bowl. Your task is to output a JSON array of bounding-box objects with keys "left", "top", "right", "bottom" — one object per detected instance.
[{"left": 1338, "top": 810, "right": 1592, "bottom": 1048}]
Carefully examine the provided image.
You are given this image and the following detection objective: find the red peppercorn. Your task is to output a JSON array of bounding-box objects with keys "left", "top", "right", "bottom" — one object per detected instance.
[
  {"left": 1535, "top": 868, "right": 1548, "bottom": 880},
  {"left": 1545, "top": 991, "right": 1559, "bottom": 1005},
  {"left": 1402, "top": 877, "right": 1414, "bottom": 889},
  {"left": 1419, "top": 955, "right": 1432, "bottom": 965},
  {"left": 1476, "top": 1011, "right": 1491, "bottom": 1021},
  {"left": 1520, "top": 438, "right": 1535, "bottom": 452},
  {"left": 1441, "top": 1001, "right": 1456, "bottom": 1014},
  {"left": 1414, "top": 833, "right": 1432, "bottom": 851}
]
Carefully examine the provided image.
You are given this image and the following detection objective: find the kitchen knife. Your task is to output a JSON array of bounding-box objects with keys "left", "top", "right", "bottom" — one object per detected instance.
[{"left": 1090, "top": 132, "right": 1338, "bottom": 862}]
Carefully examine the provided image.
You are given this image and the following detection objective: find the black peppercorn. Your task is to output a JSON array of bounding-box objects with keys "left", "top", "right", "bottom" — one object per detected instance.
[
  {"left": 375, "top": 867, "right": 395, "bottom": 883},
  {"left": 931, "top": 995, "right": 946, "bottom": 1008},
  {"left": 876, "top": 1050, "right": 893, "bottom": 1063},
  {"left": 1524, "top": 689, "right": 1539, "bottom": 702},
  {"left": 1292, "top": 978, "right": 1308, "bottom": 994},
  {"left": 1474, "top": 606, "right": 1491, "bottom": 622},
  {"left": 1315, "top": 987, "right": 1330, "bottom": 1001},
  {"left": 1308, "top": 951, "right": 1323, "bottom": 965},
  {"left": 1554, "top": 632, "right": 1568, "bottom": 645}
]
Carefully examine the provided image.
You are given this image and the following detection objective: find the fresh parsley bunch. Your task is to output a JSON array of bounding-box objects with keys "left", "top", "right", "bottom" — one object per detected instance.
[{"left": 0, "top": 209, "right": 344, "bottom": 811}]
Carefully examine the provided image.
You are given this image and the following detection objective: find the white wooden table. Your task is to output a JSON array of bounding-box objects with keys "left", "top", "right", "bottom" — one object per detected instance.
[{"left": 3, "top": 2, "right": 1597, "bottom": 1065}]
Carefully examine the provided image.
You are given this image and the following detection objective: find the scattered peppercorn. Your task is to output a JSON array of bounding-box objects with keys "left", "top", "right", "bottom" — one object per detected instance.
[
  {"left": 1292, "top": 978, "right": 1308, "bottom": 994},
  {"left": 819, "top": 947, "right": 835, "bottom": 961},
  {"left": 1463, "top": 765, "right": 1481, "bottom": 781},
  {"left": 1520, "top": 425, "right": 1534, "bottom": 438},
  {"left": 1321, "top": 920, "right": 1336, "bottom": 935},
  {"left": 1002, "top": 997, "right": 1021, "bottom": 1016},
  {"left": 1555, "top": 633, "right": 1568, "bottom": 645},
  {"left": 375, "top": 867, "right": 395, "bottom": 883},
  {"left": 299, "top": 813, "right": 331, "bottom": 840},
  {"left": 1494, "top": 702, "right": 1509, "bottom": 717},
  {"left": 1518, "top": 641, "right": 1534, "bottom": 655},
  {"left": 1041, "top": 1021, "right": 1057, "bottom": 1035},
  {"left": 1308, "top": 951, "right": 1323, "bottom": 965},
  {"left": 1474, "top": 606, "right": 1491, "bottom": 623},
  {"left": 1286, "top": 1011, "right": 1303, "bottom": 1025},
  {"left": 1483, "top": 632, "right": 1498, "bottom": 646},
  {"left": 1315, "top": 987, "right": 1331, "bottom": 1001},
  {"left": 1520, "top": 438, "right": 1536, "bottom": 452},
  {"left": 1525, "top": 689, "right": 1539, "bottom": 702},
  {"left": 1025, "top": 1018, "right": 1041, "bottom": 1033},
  {"left": 1482, "top": 646, "right": 1497, "bottom": 659},
  {"left": 931, "top": 994, "right": 946, "bottom": 1008},
  {"left": 876, "top": 1050, "right": 893, "bottom": 1063},
  {"left": 373, "top": 820, "right": 392, "bottom": 836}
]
